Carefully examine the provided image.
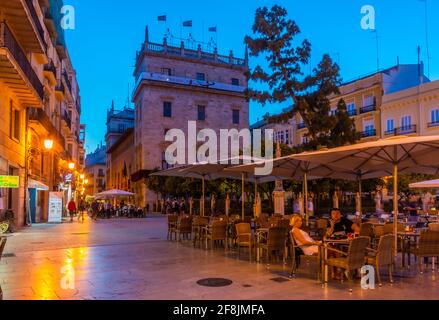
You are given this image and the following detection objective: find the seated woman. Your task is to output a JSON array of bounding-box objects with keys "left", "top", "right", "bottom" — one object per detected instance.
[{"left": 290, "top": 215, "right": 320, "bottom": 256}]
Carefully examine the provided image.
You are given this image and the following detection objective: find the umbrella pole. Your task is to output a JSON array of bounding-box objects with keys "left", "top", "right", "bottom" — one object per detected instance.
[
  {"left": 393, "top": 163, "right": 398, "bottom": 257},
  {"left": 254, "top": 179, "right": 258, "bottom": 219},
  {"left": 202, "top": 175, "right": 205, "bottom": 217},
  {"left": 304, "top": 172, "right": 309, "bottom": 226},
  {"left": 358, "top": 178, "right": 363, "bottom": 225},
  {"left": 241, "top": 172, "right": 245, "bottom": 220}
]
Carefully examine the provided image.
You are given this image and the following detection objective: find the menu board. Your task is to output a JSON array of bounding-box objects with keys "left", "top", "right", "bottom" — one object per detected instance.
[{"left": 48, "top": 192, "right": 63, "bottom": 223}]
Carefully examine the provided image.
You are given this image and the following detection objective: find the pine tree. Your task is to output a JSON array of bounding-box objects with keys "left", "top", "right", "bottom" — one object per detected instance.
[{"left": 245, "top": 5, "right": 359, "bottom": 149}]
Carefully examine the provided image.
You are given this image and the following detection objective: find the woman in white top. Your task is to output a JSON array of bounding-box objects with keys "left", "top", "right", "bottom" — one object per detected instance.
[{"left": 290, "top": 215, "right": 320, "bottom": 256}]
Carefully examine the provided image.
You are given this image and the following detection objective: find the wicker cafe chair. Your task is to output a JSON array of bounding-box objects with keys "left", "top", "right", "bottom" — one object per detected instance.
[
  {"left": 235, "top": 223, "right": 253, "bottom": 261},
  {"left": 366, "top": 234, "right": 394, "bottom": 286},
  {"left": 314, "top": 218, "right": 329, "bottom": 240},
  {"left": 360, "top": 223, "right": 374, "bottom": 238},
  {"left": 176, "top": 217, "right": 192, "bottom": 242},
  {"left": 205, "top": 220, "right": 228, "bottom": 250},
  {"left": 258, "top": 227, "right": 287, "bottom": 263},
  {"left": 0, "top": 237, "right": 7, "bottom": 300},
  {"left": 289, "top": 231, "right": 320, "bottom": 281},
  {"left": 192, "top": 217, "right": 209, "bottom": 247},
  {"left": 324, "top": 236, "right": 370, "bottom": 291},
  {"left": 167, "top": 214, "right": 178, "bottom": 240},
  {"left": 372, "top": 225, "right": 384, "bottom": 248},
  {"left": 416, "top": 231, "right": 439, "bottom": 273}
]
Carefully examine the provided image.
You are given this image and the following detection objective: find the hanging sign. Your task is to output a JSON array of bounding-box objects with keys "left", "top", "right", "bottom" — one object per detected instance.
[{"left": 0, "top": 175, "right": 19, "bottom": 188}]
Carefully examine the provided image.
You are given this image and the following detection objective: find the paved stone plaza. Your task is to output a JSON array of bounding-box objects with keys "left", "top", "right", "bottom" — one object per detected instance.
[{"left": 1, "top": 216, "right": 438, "bottom": 300}]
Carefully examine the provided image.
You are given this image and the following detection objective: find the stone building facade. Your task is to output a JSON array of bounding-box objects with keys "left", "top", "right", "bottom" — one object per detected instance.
[
  {"left": 0, "top": 0, "right": 85, "bottom": 227},
  {"left": 85, "top": 143, "right": 106, "bottom": 196},
  {"left": 131, "top": 27, "right": 249, "bottom": 209}
]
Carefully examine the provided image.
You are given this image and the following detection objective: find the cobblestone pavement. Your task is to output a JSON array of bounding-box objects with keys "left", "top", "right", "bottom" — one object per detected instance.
[{"left": 1, "top": 216, "right": 438, "bottom": 300}]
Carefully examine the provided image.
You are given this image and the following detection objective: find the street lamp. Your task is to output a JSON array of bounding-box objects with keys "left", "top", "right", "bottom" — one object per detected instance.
[
  {"left": 80, "top": 174, "right": 85, "bottom": 180},
  {"left": 84, "top": 179, "right": 89, "bottom": 185},
  {"left": 68, "top": 162, "right": 75, "bottom": 170},
  {"left": 44, "top": 139, "right": 54, "bottom": 150}
]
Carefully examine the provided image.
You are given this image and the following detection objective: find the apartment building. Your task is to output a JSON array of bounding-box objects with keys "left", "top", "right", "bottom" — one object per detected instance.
[
  {"left": 85, "top": 143, "right": 106, "bottom": 196},
  {"left": 131, "top": 26, "right": 249, "bottom": 208},
  {"left": 0, "top": 0, "right": 85, "bottom": 226},
  {"left": 292, "top": 63, "right": 430, "bottom": 146}
]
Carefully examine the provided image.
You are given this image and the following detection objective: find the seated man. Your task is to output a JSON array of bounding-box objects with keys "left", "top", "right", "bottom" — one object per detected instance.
[{"left": 326, "top": 208, "right": 354, "bottom": 237}]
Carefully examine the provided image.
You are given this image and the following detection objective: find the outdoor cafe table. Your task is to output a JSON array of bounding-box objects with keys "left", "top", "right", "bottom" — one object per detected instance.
[
  {"left": 255, "top": 228, "right": 269, "bottom": 262},
  {"left": 320, "top": 238, "right": 351, "bottom": 284},
  {"left": 397, "top": 229, "right": 426, "bottom": 267}
]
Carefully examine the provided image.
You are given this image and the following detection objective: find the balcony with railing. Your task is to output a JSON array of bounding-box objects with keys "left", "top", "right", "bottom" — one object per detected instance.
[
  {"left": 360, "top": 129, "right": 377, "bottom": 138},
  {"left": 62, "top": 110, "right": 72, "bottom": 129},
  {"left": 0, "top": 22, "right": 44, "bottom": 104},
  {"left": 347, "top": 109, "right": 357, "bottom": 117},
  {"left": 63, "top": 71, "right": 72, "bottom": 94},
  {"left": 428, "top": 121, "right": 439, "bottom": 128},
  {"left": 28, "top": 107, "right": 65, "bottom": 148},
  {"left": 136, "top": 40, "right": 247, "bottom": 69},
  {"left": 43, "top": 59, "right": 56, "bottom": 84},
  {"left": 0, "top": 0, "right": 46, "bottom": 53},
  {"left": 24, "top": 0, "right": 46, "bottom": 51},
  {"left": 386, "top": 125, "right": 417, "bottom": 136},
  {"left": 360, "top": 103, "right": 376, "bottom": 114},
  {"left": 55, "top": 79, "right": 65, "bottom": 100},
  {"left": 134, "top": 71, "right": 246, "bottom": 94}
]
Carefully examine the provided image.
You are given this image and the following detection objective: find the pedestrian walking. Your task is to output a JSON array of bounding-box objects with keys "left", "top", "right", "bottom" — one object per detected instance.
[{"left": 67, "top": 199, "right": 77, "bottom": 222}]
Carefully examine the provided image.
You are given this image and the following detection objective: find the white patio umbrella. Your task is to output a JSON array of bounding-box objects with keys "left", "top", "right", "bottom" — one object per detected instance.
[
  {"left": 409, "top": 179, "right": 439, "bottom": 189},
  {"left": 95, "top": 189, "right": 135, "bottom": 200},
  {"left": 225, "top": 156, "right": 384, "bottom": 225},
  {"left": 150, "top": 156, "right": 274, "bottom": 218},
  {"left": 291, "top": 135, "right": 439, "bottom": 255}
]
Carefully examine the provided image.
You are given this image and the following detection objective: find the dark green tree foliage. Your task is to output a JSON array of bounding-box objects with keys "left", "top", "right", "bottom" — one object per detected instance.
[{"left": 245, "top": 5, "right": 358, "bottom": 150}]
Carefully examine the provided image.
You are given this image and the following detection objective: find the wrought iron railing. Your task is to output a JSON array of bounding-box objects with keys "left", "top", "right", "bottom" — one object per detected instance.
[
  {"left": 24, "top": 0, "right": 46, "bottom": 50},
  {"left": 360, "top": 129, "right": 376, "bottom": 138},
  {"left": 360, "top": 104, "right": 376, "bottom": 114},
  {"left": 28, "top": 108, "right": 65, "bottom": 147},
  {"left": 0, "top": 22, "right": 44, "bottom": 101},
  {"left": 138, "top": 41, "right": 246, "bottom": 67}
]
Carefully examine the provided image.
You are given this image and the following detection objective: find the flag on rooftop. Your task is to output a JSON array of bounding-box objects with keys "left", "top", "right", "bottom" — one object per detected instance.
[{"left": 182, "top": 20, "right": 192, "bottom": 27}]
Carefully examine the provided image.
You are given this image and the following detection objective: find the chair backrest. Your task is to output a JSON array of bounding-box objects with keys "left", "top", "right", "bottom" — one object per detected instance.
[
  {"left": 374, "top": 225, "right": 384, "bottom": 238},
  {"left": 0, "top": 237, "right": 7, "bottom": 261},
  {"left": 178, "top": 217, "right": 192, "bottom": 232},
  {"left": 418, "top": 231, "right": 439, "bottom": 256},
  {"left": 360, "top": 223, "right": 374, "bottom": 237},
  {"left": 268, "top": 217, "right": 280, "bottom": 227},
  {"left": 277, "top": 219, "right": 290, "bottom": 229},
  {"left": 428, "top": 223, "right": 439, "bottom": 232},
  {"left": 316, "top": 218, "right": 328, "bottom": 230},
  {"left": 376, "top": 234, "right": 394, "bottom": 266},
  {"left": 235, "top": 222, "right": 252, "bottom": 241},
  {"left": 347, "top": 236, "right": 370, "bottom": 269},
  {"left": 267, "top": 227, "right": 286, "bottom": 251},
  {"left": 211, "top": 221, "right": 227, "bottom": 240},
  {"left": 168, "top": 214, "right": 178, "bottom": 224},
  {"left": 383, "top": 222, "right": 404, "bottom": 234},
  {"left": 243, "top": 216, "right": 252, "bottom": 224},
  {"left": 193, "top": 216, "right": 209, "bottom": 227}
]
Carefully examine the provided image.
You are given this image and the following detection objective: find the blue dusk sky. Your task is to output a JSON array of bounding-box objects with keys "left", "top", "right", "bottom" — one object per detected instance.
[{"left": 64, "top": 0, "right": 439, "bottom": 153}]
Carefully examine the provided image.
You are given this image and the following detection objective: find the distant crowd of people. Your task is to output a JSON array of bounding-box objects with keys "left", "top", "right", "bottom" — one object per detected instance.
[{"left": 65, "top": 199, "right": 146, "bottom": 222}]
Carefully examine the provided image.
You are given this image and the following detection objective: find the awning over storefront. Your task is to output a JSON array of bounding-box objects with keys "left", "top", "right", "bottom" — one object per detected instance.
[{"left": 28, "top": 179, "right": 49, "bottom": 191}]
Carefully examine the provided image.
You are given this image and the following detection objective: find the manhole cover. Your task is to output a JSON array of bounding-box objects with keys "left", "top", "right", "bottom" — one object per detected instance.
[
  {"left": 270, "top": 277, "right": 290, "bottom": 283},
  {"left": 1, "top": 253, "right": 16, "bottom": 258},
  {"left": 242, "top": 284, "right": 252, "bottom": 288},
  {"left": 197, "top": 278, "right": 233, "bottom": 287}
]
